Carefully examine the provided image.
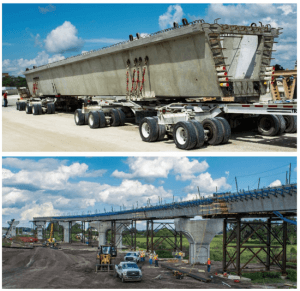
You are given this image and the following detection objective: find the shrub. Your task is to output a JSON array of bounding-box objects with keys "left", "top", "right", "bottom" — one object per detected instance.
[
  {"left": 290, "top": 247, "right": 297, "bottom": 254},
  {"left": 156, "top": 250, "right": 173, "bottom": 258},
  {"left": 287, "top": 269, "right": 297, "bottom": 282}
]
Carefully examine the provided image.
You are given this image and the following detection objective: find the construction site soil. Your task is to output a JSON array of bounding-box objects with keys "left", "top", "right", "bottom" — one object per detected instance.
[{"left": 2, "top": 244, "right": 294, "bottom": 289}]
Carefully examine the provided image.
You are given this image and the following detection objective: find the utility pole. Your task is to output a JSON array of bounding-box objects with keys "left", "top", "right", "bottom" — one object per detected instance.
[
  {"left": 235, "top": 177, "right": 238, "bottom": 193},
  {"left": 286, "top": 171, "right": 288, "bottom": 185},
  {"left": 257, "top": 178, "right": 260, "bottom": 190},
  {"left": 289, "top": 163, "right": 291, "bottom": 184}
]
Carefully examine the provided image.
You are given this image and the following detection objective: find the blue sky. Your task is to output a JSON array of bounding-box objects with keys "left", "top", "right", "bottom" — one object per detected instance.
[
  {"left": 2, "top": 3, "right": 297, "bottom": 76},
  {"left": 2, "top": 156, "right": 297, "bottom": 227}
]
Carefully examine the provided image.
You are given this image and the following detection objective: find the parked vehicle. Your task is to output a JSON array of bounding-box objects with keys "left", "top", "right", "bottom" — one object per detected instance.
[
  {"left": 124, "top": 251, "right": 140, "bottom": 263},
  {"left": 115, "top": 261, "right": 142, "bottom": 282}
]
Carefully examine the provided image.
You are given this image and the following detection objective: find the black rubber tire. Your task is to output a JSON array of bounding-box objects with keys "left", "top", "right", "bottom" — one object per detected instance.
[
  {"left": 47, "top": 103, "right": 53, "bottom": 114},
  {"left": 190, "top": 120, "right": 205, "bottom": 148},
  {"left": 122, "top": 276, "right": 125, "bottom": 283},
  {"left": 139, "top": 117, "right": 159, "bottom": 142},
  {"left": 88, "top": 111, "right": 100, "bottom": 128},
  {"left": 32, "top": 104, "right": 39, "bottom": 115},
  {"left": 51, "top": 103, "right": 55, "bottom": 114},
  {"left": 215, "top": 117, "right": 231, "bottom": 144},
  {"left": 26, "top": 104, "right": 32, "bottom": 114},
  {"left": 283, "top": 115, "right": 297, "bottom": 133},
  {"left": 153, "top": 116, "right": 166, "bottom": 141},
  {"left": 19, "top": 102, "right": 26, "bottom": 111},
  {"left": 74, "top": 109, "right": 85, "bottom": 125},
  {"left": 173, "top": 121, "right": 197, "bottom": 150},
  {"left": 257, "top": 115, "right": 280, "bottom": 136},
  {"left": 109, "top": 109, "right": 121, "bottom": 126},
  {"left": 117, "top": 108, "right": 126, "bottom": 126},
  {"left": 201, "top": 118, "right": 224, "bottom": 145},
  {"left": 84, "top": 113, "right": 89, "bottom": 125},
  {"left": 97, "top": 110, "right": 106, "bottom": 128},
  {"left": 16, "top": 102, "right": 19, "bottom": 110},
  {"left": 275, "top": 115, "right": 286, "bottom": 136},
  {"left": 37, "top": 104, "right": 43, "bottom": 115}
]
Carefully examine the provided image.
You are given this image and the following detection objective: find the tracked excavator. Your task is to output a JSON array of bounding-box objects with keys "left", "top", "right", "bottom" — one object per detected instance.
[{"left": 96, "top": 245, "right": 117, "bottom": 272}]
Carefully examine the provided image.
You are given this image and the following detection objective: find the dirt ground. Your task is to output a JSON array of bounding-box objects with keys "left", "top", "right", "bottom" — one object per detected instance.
[
  {"left": 2, "top": 244, "right": 295, "bottom": 289},
  {"left": 2, "top": 96, "right": 297, "bottom": 152}
]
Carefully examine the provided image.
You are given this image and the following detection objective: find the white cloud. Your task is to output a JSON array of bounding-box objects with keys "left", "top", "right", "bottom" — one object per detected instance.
[
  {"left": 269, "top": 180, "right": 282, "bottom": 187},
  {"left": 30, "top": 33, "right": 43, "bottom": 48},
  {"left": 3, "top": 42, "right": 12, "bottom": 46},
  {"left": 38, "top": 4, "right": 56, "bottom": 14},
  {"left": 20, "top": 202, "right": 61, "bottom": 220},
  {"left": 112, "top": 157, "right": 209, "bottom": 181},
  {"left": 225, "top": 171, "right": 229, "bottom": 176},
  {"left": 278, "top": 5, "right": 296, "bottom": 16},
  {"left": 81, "top": 50, "right": 88, "bottom": 54},
  {"left": 184, "top": 172, "right": 231, "bottom": 196},
  {"left": 2, "top": 168, "right": 14, "bottom": 179},
  {"left": 159, "top": 5, "right": 184, "bottom": 29},
  {"left": 44, "top": 21, "right": 84, "bottom": 54}
]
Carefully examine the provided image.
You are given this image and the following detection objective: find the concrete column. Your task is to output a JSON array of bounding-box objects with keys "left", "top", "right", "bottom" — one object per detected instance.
[
  {"left": 174, "top": 218, "right": 223, "bottom": 264},
  {"left": 34, "top": 221, "right": 45, "bottom": 240},
  {"left": 89, "top": 221, "right": 129, "bottom": 250},
  {"left": 59, "top": 221, "right": 75, "bottom": 243},
  {"left": 7, "top": 220, "right": 20, "bottom": 238}
]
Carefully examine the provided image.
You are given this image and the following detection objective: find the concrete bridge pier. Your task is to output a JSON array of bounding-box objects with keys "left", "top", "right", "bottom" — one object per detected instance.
[
  {"left": 174, "top": 218, "right": 223, "bottom": 264},
  {"left": 89, "top": 221, "right": 129, "bottom": 250},
  {"left": 34, "top": 221, "right": 46, "bottom": 240},
  {"left": 58, "top": 221, "right": 76, "bottom": 243}
]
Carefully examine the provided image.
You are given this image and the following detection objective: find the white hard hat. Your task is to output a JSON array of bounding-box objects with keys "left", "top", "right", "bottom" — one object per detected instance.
[{"left": 5, "top": 91, "right": 8, "bottom": 93}]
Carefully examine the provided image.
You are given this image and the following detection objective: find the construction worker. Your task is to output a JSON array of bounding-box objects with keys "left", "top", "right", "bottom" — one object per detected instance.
[
  {"left": 207, "top": 258, "right": 211, "bottom": 272},
  {"left": 149, "top": 253, "right": 153, "bottom": 266},
  {"left": 179, "top": 251, "right": 183, "bottom": 260},
  {"left": 3, "top": 91, "right": 8, "bottom": 107},
  {"left": 154, "top": 253, "right": 159, "bottom": 267},
  {"left": 175, "top": 250, "right": 179, "bottom": 259},
  {"left": 141, "top": 251, "right": 144, "bottom": 262}
]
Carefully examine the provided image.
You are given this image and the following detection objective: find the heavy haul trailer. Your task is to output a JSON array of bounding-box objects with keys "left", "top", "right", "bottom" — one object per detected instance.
[{"left": 22, "top": 19, "right": 297, "bottom": 150}]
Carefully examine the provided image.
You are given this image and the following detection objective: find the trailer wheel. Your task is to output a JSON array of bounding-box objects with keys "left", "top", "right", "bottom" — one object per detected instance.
[
  {"left": 97, "top": 110, "right": 106, "bottom": 128},
  {"left": 117, "top": 108, "right": 126, "bottom": 126},
  {"left": 139, "top": 117, "right": 159, "bottom": 142},
  {"left": 215, "top": 117, "right": 231, "bottom": 144},
  {"left": 51, "top": 103, "right": 55, "bottom": 114},
  {"left": 32, "top": 104, "right": 39, "bottom": 115},
  {"left": 153, "top": 116, "right": 166, "bottom": 141},
  {"left": 257, "top": 115, "right": 280, "bottom": 136},
  {"left": 26, "top": 104, "right": 32, "bottom": 114},
  {"left": 16, "top": 102, "right": 19, "bottom": 110},
  {"left": 190, "top": 120, "right": 205, "bottom": 148},
  {"left": 109, "top": 109, "right": 121, "bottom": 126},
  {"left": 88, "top": 111, "right": 100, "bottom": 128},
  {"left": 37, "top": 104, "right": 43, "bottom": 115},
  {"left": 201, "top": 118, "right": 223, "bottom": 145},
  {"left": 283, "top": 115, "right": 297, "bottom": 133},
  {"left": 275, "top": 115, "right": 286, "bottom": 136},
  {"left": 19, "top": 102, "right": 26, "bottom": 111},
  {"left": 74, "top": 109, "right": 85, "bottom": 125},
  {"left": 174, "top": 121, "right": 197, "bottom": 150},
  {"left": 84, "top": 113, "right": 89, "bottom": 125},
  {"left": 47, "top": 103, "right": 53, "bottom": 114}
]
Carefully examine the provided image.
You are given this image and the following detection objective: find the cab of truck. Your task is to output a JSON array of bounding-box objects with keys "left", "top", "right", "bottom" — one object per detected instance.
[{"left": 115, "top": 261, "right": 142, "bottom": 282}]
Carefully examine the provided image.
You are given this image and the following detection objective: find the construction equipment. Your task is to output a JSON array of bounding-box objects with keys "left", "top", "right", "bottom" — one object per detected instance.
[
  {"left": 96, "top": 245, "right": 117, "bottom": 272},
  {"left": 43, "top": 222, "right": 58, "bottom": 247},
  {"left": 173, "top": 270, "right": 184, "bottom": 280},
  {"left": 18, "top": 19, "right": 296, "bottom": 150}
]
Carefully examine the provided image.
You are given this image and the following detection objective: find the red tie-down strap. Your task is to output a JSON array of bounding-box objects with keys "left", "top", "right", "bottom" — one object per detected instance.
[
  {"left": 131, "top": 69, "right": 136, "bottom": 93},
  {"left": 126, "top": 70, "right": 129, "bottom": 93},
  {"left": 140, "top": 67, "right": 146, "bottom": 93},
  {"left": 33, "top": 83, "right": 38, "bottom": 94},
  {"left": 135, "top": 69, "right": 140, "bottom": 92}
]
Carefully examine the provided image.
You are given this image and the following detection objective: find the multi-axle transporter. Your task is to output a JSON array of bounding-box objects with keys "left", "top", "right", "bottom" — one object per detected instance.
[{"left": 21, "top": 18, "right": 297, "bottom": 149}]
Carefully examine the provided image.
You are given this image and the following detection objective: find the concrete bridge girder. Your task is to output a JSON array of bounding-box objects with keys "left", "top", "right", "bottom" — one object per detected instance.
[
  {"left": 89, "top": 221, "right": 129, "bottom": 250},
  {"left": 174, "top": 218, "right": 223, "bottom": 264}
]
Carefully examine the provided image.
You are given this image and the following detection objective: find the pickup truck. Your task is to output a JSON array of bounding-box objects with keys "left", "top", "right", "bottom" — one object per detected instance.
[
  {"left": 124, "top": 251, "right": 140, "bottom": 263},
  {"left": 115, "top": 261, "right": 142, "bottom": 282}
]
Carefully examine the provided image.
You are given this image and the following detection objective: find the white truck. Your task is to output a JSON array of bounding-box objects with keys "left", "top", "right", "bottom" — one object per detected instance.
[
  {"left": 124, "top": 251, "right": 140, "bottom": 263},
  {"left": 21, "top": 18, "right": 297, "bottom": 150},
  {"left": 115, "top": 261, "right": 142, "bottom": 282}
]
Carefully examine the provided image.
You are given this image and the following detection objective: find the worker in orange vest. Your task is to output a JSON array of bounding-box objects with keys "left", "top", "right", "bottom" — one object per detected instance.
[
  {"left": 3, "top": 91, "right": 8, "bottom": 107},
  {"left": 207, "top": 258, "right": 211, "bottom": 272},
  {"left": 154, "top": 254, "right": 159, "bottom": 267}
]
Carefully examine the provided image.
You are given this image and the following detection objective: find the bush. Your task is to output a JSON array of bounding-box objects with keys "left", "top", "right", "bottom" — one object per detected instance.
[
  {"left": 156, "top": 250, "right": 173, "bottom": 258},
  {"left": 290, "top": 247, "right": 297, "bottom": 254},
  {"left": 287, "top": 269, "right": 297, "bottom": 282},
  {"left": 242, "top": 271, "right": 281, "bottom": 281}
]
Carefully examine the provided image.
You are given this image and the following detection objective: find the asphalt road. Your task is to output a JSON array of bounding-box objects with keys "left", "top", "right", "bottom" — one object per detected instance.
[{"left": 2, "top": 96, "right": 297, "bottom": 152}]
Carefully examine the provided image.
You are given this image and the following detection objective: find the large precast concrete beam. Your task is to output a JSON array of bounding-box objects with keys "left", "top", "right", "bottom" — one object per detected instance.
[
  {"left": 174, "top": 218, "right": 223, "bottom": 264},
  {"left": 90, "top": 221, "right": 129, "bottom": 250}
]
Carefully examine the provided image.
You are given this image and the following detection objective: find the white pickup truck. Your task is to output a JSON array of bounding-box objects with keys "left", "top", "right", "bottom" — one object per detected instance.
[
  {"left": 115, "top": 261, "right": 142, "bottom": 282},
  {"left": 124, "top": 251, "right": 140, "bottom": 263}
]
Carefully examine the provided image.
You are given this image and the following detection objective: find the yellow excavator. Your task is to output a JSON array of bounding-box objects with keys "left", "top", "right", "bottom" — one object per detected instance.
[
  {"left": 96, "top": 245, "right": 117, "bottom": 272},
  {"left": 43, "top": 222, "right": 59, "bottom": 247}
]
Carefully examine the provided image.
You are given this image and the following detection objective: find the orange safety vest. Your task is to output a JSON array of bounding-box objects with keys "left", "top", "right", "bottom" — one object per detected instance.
[{"left": 207, "top": 260, "right": 211, "bottom": 265}]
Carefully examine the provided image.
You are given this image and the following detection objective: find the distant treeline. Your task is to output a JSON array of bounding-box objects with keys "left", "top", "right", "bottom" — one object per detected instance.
[{"left": 2, "top": 75, "right": 27, "bottom": 88}]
